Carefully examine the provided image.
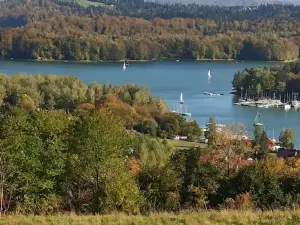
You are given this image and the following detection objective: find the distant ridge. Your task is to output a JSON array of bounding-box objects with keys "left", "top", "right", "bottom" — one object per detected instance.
[{"left": 146, "top": 0, "right": 299, "bottom": 6}]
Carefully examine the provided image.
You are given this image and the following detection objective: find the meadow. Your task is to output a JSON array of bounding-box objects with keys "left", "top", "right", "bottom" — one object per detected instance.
[{"left": 1, "top": 210, "right": 300, "bottom": 225}]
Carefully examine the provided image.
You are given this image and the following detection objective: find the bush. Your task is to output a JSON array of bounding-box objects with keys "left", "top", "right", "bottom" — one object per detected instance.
[
  {"left": 15, "top": 195, "right": 62, "bottom": 215},
  {"left": 222, "top": 193, "right": 255, "bottom": 210}
]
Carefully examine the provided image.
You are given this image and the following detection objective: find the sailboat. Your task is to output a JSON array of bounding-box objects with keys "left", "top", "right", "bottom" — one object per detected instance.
[
  {"left": 208, "top": 69, "right": 211, "bottom": 83},
  {"left": 272, "top": 128, "right": 276, "bottom": 143},
  {"left": 203, "top": 70, "right": 223, "bottom": 96},
  {"left": 253, "top": 111, "right": 263, "bottom": 127},
  {"left": 172, "top": 100, "right": 177, "bottom": 113},
  {"left": 178, "top": 93, "right": 192, "bottom": 117},
  {"left": 180, "top": 92, "right": 184, "bottom": 104},
  {"left": 123, "top": 62, "right": 126, "bottom": 70},
  {"left": 282, "top": 93, "right": 291, "bottom": 110}
]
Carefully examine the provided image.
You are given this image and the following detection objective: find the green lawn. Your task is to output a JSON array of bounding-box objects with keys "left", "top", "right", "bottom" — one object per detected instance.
[
  {"left": 1, "top": 210, "right": 300, "bottom": 225},
  {"left": 169, "top": 139, "right": 206, "bottom": 149}
]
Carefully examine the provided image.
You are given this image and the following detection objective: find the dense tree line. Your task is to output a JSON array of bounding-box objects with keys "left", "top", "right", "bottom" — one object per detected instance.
[
  {"left": 0, "top": 73, "right": 160, "bottom": 110},
  {"left": 0, "top": 0, "right": 299, "bottom": 60},
  {"left": 232, "top": 61, "right": 300, "bottom": 98},
  {"left": 0, "top": 14, "right": 299, "bottom": 61},
  {"left": 89, "top": 0, "right": 300, "bottom": 21},
  {"left": 0, "top": 73, "right": 201, "bottom": 141},
  {"left": 3, "top": 0, "right": 300, "bottom": 24},
  {"left": 1, "top": 108, "right": 300, "bottom": 215}
]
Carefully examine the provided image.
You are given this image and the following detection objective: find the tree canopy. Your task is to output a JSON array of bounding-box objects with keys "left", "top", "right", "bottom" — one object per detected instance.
[
  {"left": 0, "top": 0, "right": 299, "bottom": 61},
  {"left": 0, "top": 89, "right": 300, "bottom": 215},
  {"left": 232, "top": 61, "right": 300, "bottom": 98}
]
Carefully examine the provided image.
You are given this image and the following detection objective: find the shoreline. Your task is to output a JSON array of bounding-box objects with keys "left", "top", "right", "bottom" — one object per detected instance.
[
  {"left": 3, "top": 58, "right": 299, "bottom": 63},
  {"left": 195, "top": 58, "right": 234, "bottom": 61}
]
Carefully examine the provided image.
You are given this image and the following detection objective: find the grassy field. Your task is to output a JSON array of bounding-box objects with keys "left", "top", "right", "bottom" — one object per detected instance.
[
  {"left": 169, "top": 139, "right": 206, "bottom": 149},
  {"left": 60, "top": 0, "right": 107, "bottom": 7},
  {"left": 1, "top": 211, "right": 300, "bottom": 225}
]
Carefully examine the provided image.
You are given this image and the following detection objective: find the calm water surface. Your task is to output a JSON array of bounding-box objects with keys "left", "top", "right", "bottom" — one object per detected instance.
[{"left": 1, "top": 60, "right": 300, "bottom": 147}]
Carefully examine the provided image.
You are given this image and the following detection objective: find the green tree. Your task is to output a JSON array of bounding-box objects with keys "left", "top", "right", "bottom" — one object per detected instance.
[
  {"left": 67, "top": 109, "right": 142, "bottom": 213},
  {"left": 173, "top": 148, "right": 223, "bottom": 209},
  {"left": 158, "top": 113, "right": 184, "bottom": 138},
  {"left": 180, "top": 120, "right": 202, "bottom": 142},
  {"left": 279, "top": 129, "right": 295, "bottom": 149},
  {"left": 254, "top": 126, "right": 269, "bottom": 154},
  {"left": 17, "top": 94, "right": 36, "bottom": 110},
  {"left": 0, "top": 108, "right": 69, "bottom": 215},
  {"left": 131, "top": 136, "right": 175, "bottom": 169},
  {"left": 207, "top": 117, "right": 217, "bottom": 148},
  {"left": 259, "top": 130, "right": 269, "bottom": 154},
  {"left": 138, "top": 165, "right": 181, "bottom": 212},
  {"left": 233, "top": 162, "right": 285, "bottom": 209}
]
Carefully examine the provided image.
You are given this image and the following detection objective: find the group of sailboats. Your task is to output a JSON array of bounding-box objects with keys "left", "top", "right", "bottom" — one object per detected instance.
[
  {"left": 234, "top": 91, "right": 300, "bottom": 111},
  {"left": 203, "top": 70, "right": 224, "bottom": 96},
  {"left": 234, "top": 87, "right": 300, "bottom": 111},
  {"left": 171, "top": 70, "right": 223, "bottom": 122}
]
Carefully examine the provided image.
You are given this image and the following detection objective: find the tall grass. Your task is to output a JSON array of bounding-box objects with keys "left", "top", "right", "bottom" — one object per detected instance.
[{"left": 1, "top": 210, "right": 300, "bottom": 225}]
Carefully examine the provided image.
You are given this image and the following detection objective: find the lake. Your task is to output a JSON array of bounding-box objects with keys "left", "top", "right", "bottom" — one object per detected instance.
[{"left": 1, "top": 59, "right": 300, "bottom": 147}]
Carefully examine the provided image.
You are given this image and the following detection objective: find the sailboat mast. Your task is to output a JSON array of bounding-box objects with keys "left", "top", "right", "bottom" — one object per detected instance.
[
  {"left": 180, "top": 93, "right": 183, "bottom": 104},
  {"left": 173, "top": 100, "right": 176, "bottom": 112},
  {"left": 208, "top": 70, "right": 211, "bottom": 93},
  {"left": 241, "top": 87, "right": 243, "bottom": 99},
  {"left": 179, "top": 93, "right": 183, "bottom": 114}
]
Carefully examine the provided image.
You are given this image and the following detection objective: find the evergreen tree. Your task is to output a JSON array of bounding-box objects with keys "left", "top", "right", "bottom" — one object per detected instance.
[
  {"left": 279, "top": 129, "right": 295, "bottom": 149},
  {"left": 207, "top": 117, "right": 217, "bottom": 148}
]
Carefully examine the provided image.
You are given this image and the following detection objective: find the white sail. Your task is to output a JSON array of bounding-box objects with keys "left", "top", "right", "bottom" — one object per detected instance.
[
  {"left": 123, "top": 62, "right": 126, "bottom": 70},
  {"left": 180, "top": 93, "right": 183, "bottom": 104},
  {"left": 208, "top": 70, "right": 211, "bottom": 83}
]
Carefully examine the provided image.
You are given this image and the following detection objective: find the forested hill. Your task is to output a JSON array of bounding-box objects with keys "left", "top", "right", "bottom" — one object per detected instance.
[
  {"left": 57, "top": 0, "right": 300, "bottom": 20},
  {"left": 0, "top": 0, "right": 299, "bottom": 61},
  {"left": 2, "top": 0, "right": 300, "bottom": 24},
  {"left": 146, "top": 0, "right": 299, "bottom": 6}
]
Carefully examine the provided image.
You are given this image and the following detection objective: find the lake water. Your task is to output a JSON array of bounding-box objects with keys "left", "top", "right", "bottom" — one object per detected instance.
[{"left": 1, "top": 60, "right": 300, "bottom": 148}]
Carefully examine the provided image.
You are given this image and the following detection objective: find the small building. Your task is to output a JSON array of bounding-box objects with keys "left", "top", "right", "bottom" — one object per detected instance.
[{"left": 173, "top": 135, "right": 188, "bottom": 141}]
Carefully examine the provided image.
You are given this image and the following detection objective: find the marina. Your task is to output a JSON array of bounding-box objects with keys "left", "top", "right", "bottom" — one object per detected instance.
[
  {"left": 234, "top": 99, "right": 284, "bottom": 108},
  {"left": 233, "top": 88, "right": 300, "bottom": 110},
  {"left": 233, "top": 98, "right": 300, "bottom": 110}
]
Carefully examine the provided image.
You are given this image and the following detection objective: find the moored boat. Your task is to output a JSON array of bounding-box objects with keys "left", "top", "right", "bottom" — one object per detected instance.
[
  {"left": 254, "top": 111, "right": 263, "bottom": 127},
  {"left": 125, "top": 59, "right": 129, "bottom": 66},
  {"left": 203, "top": 70, "right": 223, "bottom": 96},
  {"left": 283, "top": 103, "right": 291, "bottom": 110},
  {"left": 292, "top": 100, "right": 300, "bottom": 108}
]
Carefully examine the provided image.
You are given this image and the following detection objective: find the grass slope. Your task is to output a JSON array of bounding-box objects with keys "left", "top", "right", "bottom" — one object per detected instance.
[
  {"left": 1, "top": 210, "right": 300, "bottom": 225},
  {"left": 169, "top": 139, "right": 205, "bottom": 149},
  {"left": 60, "top": 0, "right": 106, "bottom": 7}
]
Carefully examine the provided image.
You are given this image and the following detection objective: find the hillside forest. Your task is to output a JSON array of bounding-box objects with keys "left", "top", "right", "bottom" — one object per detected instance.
[{"left": 0, "top": 0, "right": 299, "bottom": 61}]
